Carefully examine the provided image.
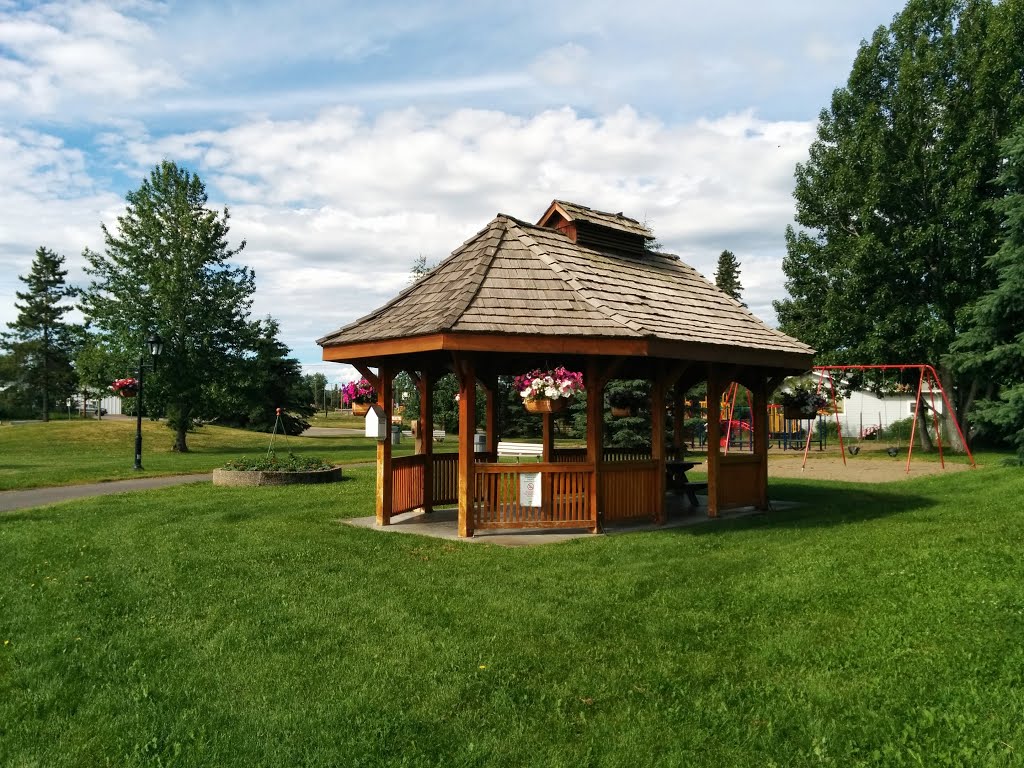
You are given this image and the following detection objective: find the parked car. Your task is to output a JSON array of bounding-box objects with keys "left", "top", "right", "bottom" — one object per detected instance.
[{"left": 71, "top": 400, "right": 107, "bottom": 417}]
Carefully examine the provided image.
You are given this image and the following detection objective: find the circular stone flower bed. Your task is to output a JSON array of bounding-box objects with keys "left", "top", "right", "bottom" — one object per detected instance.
[{"left": 213, "top": 453, "right": 343, "bottom": 487}]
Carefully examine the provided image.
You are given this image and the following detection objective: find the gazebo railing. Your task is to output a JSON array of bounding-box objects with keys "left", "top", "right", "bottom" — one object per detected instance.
[
  {"left": 392, "top": 454, "right": 426, "bottom": 515},
  {"left": 474, "top": 462, "right": 595, "bottom": 529},
  {"left": 391, "top": 451, "right": 496, "bottom": 515},
  {"left": 432, "top": 453, "right": 459, "bottom": 507},
  {"left": 600, "top": 460, "right": 660, "bottom": 522}
]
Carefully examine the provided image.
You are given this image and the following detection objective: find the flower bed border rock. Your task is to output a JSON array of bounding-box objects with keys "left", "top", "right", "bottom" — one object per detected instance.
[{"left": 212, "top": 466, "right": 343, "bottom": 487}]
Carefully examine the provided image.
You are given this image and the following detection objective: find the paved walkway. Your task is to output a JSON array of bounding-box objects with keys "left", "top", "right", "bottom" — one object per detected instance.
[{"left": 0, "top": 474, "right": 211, "bottom": 514}]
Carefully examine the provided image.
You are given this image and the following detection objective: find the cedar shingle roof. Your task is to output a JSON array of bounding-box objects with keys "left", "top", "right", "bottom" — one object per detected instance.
[{"left": 317, "top": 208, "right": 814, "bottom": 361}]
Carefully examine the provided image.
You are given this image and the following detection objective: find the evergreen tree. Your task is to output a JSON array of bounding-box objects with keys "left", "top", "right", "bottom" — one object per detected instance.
[
  {"left": 773, "top": 0, "right": 1024, "bottom": 445},
  {"left": 714, "top": 249, "right": 744, "bottom": 303},
  {"left": 409, "top": 254, "right": 436, "bottom": 284},
  {"left": 950, "top": 124, "right": 1024, "bottom": 458},
  {"left": 2, "top": 247, "right": 79, "bottom": 421},
  {"left": 81, "top": 160, "right": 257, "bottom": 451},
  {"left": 213, "top": 318, "right": 314, "bottom": 435}
]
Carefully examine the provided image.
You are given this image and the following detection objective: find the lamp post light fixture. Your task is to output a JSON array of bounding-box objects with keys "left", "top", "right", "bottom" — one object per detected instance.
[{"left": 133, "top": 332, "right": 164, "bottom": 471}]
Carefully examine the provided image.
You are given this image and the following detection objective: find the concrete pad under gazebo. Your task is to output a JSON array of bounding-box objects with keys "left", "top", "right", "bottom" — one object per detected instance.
[{"left": 318, "top": 199, "right": 815, "bottom": 538}]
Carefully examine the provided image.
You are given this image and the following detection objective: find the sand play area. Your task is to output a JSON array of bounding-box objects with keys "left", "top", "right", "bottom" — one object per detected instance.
[{"left": 765, "top": 448, "right": 974, "bottom": 483}]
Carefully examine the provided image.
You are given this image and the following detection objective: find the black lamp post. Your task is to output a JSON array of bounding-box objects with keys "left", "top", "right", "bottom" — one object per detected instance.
[{"left": 133, "top": 333, "right": 164, "bottom": 471}]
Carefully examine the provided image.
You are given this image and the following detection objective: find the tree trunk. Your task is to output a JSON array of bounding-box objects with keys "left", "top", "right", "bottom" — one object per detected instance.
[
  {"left": 916, "top": 390, "right": 934, "bottom": 451},
  {"left": 939, "top": 366, "right": 968, "bottom": 452},
  {"left": 41, "top": 355, "right": 49, "bottom": 422},
  {"left": 173, "top": 402, "right": 191, "bottom": 452}
]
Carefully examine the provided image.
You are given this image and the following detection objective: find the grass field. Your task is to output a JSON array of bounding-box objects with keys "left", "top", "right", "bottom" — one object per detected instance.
[
  {"left": 2, "top": 463, "right": 1023, "bottom": 766},
  {"left": 0, "top": 419, "right": 456, "bottom": 491}
]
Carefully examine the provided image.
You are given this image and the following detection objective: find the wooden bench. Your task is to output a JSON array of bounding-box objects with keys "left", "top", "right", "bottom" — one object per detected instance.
[{"left": 497, "top": 441, "right": 544, "bottom": 461}]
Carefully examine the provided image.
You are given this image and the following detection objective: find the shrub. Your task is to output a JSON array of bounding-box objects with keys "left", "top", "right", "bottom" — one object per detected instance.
[{"left": 221, "top": 452, "right": 333, "bottom": 472}]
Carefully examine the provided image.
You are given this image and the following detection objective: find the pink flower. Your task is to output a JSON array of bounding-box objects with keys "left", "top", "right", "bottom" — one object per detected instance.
[{"left": 514, "top": 368, "right": 584, "bottom": 403}]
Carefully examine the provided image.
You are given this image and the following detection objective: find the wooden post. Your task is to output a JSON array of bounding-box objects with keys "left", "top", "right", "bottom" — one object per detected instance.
[
  {"left": 420, "top": 370, "right": 434, "bottom": 515},
  {"left": 541, "top": 413, "right": 554, "bottom": 462},
  {"left": 672, "top": 386, "right": 685, "bottom": 457},
  {"left": 483, "top": 375, "right": 498, "bottom": 457},
  {"left": 455, "top": 356, "right": 476, "bottom": 538},
  {"left": 752, "top": 377, "right": 769, "bottom": 510},
  {"left": 585, "top": 361, "right": 604, "bottom": 534},
  {"left": 651, "top": 370, "right": 667, "bottom": 525},
  {"left": 706, "top": 366, "right": 722, "bottom": 518},
  {"left": 376, "top": 366, "right": 393, "bottom": 526}
]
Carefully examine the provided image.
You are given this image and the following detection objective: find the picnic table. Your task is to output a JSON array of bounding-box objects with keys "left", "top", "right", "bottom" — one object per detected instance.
[{"left": 665, "top": 460, "right": 707, "bottom": 508}]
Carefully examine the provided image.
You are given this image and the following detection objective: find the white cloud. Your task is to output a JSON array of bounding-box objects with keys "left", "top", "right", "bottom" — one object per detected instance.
[
  {"left": 0, "top": 0, "right": 182, "bottom": 116},
  {"left": 1, "top": 0, "right": 915, "bottom": 369},
  {"left": 18, "top": 105, "right": 811, "bottom": 363},
  {"left": 530, "top": 43, "right": 591, "bottom": 89}
]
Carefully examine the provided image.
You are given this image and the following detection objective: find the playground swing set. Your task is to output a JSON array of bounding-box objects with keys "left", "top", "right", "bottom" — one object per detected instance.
[{"left": 801, "top": 364, "right": 976, "bottom": 473}]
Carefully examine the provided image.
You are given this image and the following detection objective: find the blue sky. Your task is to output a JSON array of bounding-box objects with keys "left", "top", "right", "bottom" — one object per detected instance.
[{"left": 0, "top": 0, "right": 907, "bottom": 381}]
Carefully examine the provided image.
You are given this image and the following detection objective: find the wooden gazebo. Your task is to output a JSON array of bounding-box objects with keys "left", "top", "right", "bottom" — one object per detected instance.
[{"left": 318, "top": 200, "right": 814, "bottom": 537}]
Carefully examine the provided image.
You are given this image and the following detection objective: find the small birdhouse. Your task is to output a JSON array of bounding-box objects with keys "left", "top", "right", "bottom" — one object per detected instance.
[{"left": 364, "top": 404, "right": 387, "bottom": 441}]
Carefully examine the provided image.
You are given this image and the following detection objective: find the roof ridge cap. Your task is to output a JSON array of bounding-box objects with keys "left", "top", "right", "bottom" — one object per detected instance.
[
  {"left": 436, "top": 217, "right": 507, "bottom": 329},
  {"left": 506, "top": 220, "right": 647, "bottom": 337}
]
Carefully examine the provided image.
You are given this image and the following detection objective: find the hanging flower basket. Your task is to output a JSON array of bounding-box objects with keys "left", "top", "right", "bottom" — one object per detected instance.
[
  {"left": 342, "top": 378, "right": 376, "bottom": 417},
  {"left": 525, "top": 398, "right": 567, "bottom": 414},
  {"left": 780, "top": 384, "right": 827, "bottom": 420},
  {"left": 110, "top": 377, "right": 139, "bottom": 398},
  {"left": 514, "top": 367, "right": 584, "bottom": 414},
  {"left": 610, "top": 406, "right": 632, "bottom": 418}
]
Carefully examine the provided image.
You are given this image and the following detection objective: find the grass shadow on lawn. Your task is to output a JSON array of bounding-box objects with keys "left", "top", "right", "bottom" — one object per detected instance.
[{"left": 676, "top": 478, "right": 939, "bottom": 537}]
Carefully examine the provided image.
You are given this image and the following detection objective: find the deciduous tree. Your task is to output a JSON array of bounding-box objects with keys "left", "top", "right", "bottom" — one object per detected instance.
[
  {"left": 773, "top": 0, "right": 1024, "bottom": 446},
  {"left": 81, "top": 160, "right": 257, "bottom": 451}
]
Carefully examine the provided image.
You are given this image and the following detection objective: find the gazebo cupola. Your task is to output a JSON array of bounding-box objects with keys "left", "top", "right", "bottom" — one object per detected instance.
[{"left": 537, "top": 200, "right": 654, "bottom": 256}]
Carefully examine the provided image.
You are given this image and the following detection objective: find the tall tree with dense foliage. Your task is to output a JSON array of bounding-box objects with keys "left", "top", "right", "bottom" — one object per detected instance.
[
  {"left": 950, "top": 125, "right": 1024, "bottom": 457},
  {"left": 81, "top": 161, "right": 257, "bottom": 451},
  {"left": 1, "top": 247, "right": 79, "bottom": 421},
  {"left": 714, "top": 249, "right": 744, "bottom": 303},
  {"left": 774, "top": 0, "right": 1024, "bottom": 444}
]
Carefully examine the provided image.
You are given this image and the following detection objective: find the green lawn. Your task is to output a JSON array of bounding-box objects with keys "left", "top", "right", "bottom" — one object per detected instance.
[
  {"left": 0, "top": 419, "right": 452, "bottom": 491},
  {"left": 2, "top": 466, "right": 1023, "bottom": 766}
]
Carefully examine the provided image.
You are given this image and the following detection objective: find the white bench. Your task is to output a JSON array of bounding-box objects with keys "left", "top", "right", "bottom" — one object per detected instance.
[
  {"left": 497, "top": 441, "right": 544, "bottom": 461},
  {"left": 401, "top": 429, "right": 447, "bottom": 442}
]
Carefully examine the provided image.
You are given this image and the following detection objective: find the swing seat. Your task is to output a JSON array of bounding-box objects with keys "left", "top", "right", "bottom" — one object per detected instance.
[
  {"left": 886, "top": 447, "right": 899, "bottom": 457},
  {"left": 848, "top": 445, "right": 860, "bottom": 456}
]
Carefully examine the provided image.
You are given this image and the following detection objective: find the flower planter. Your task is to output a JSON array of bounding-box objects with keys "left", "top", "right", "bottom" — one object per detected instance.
[
  {"left": 525, "top": 398, "right": 566, "bottom": 414},
  {"left": 351, "top": 402, "right": 371, "bottom": 416},
  {"left": 610, "top": 406, "right": 632, "bottom": 418},
  {"left": 212, "top": 466, "right": 343, "bottom": 487},
  {"left": 117, "top": 390, "right": 138, "bottom": 398}
]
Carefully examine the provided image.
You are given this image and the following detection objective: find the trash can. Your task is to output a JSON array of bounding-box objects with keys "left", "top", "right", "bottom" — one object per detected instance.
[
  {"left": 474, "top": 433, "right": 486, "bottom": 453},
  {"left": 391, "top": 424, "right": 402, "bottom": 445}
]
